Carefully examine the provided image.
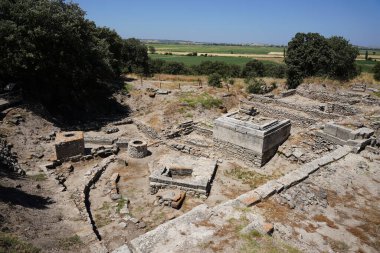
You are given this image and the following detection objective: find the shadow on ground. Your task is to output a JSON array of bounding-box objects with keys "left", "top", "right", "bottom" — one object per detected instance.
[{"left": 0, "top": 185, "right": 54, "bottom": 209}]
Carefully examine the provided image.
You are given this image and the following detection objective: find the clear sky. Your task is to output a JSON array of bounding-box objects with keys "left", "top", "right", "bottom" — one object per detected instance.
[{"left": 72, "top": 0, "right": 380, "bottom": 47}]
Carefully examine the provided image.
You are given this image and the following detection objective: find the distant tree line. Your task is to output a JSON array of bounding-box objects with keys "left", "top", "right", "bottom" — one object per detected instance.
[
  {"left": 0, "top": 0, "right": 149, "bottom": 119},
  {"left": 148, "top": 58, "right": 287, "bottom": 79}
]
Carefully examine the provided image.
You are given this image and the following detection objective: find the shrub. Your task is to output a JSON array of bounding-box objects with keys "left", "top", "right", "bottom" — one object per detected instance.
[
  {"left": 374, "top": 62, "right": 380, "bottom": 81},
  {"left": 208, "top": 73, "right": 222, "bottom": 87},
  {"left": 265, "top": 64, "right": 287, "bottom": 78},
  {"left": 245, "top": 78, "right": 266, "bottom": 94},
  {"left": 242, "top": 60, "right": 265, "bottom": 77}
]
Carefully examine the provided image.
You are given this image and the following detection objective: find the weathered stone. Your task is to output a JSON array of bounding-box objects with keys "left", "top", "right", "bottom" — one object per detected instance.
[
  {"left": 127, "top": 139, "right": 148, "bottom": 158},
  {"left": 238, "top": 191, "right": 261, "bottom": 206},
  {"left": 55, "top": 132, "right": 84, "bottom": 161},
  {"left": 213, "top": 109, "right": 291, "bottom": 167}
]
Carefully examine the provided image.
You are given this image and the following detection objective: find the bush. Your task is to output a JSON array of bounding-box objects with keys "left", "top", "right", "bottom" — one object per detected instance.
[
  {"left": 242, "top": 60, "right": 265, "bottom": 77},
  {"left": 186, "top": 52, "right": 197, "bottom": 56},
  {"left": 374, "top": 62, "right": 380, "bottom": 81},
  {"left": 264, "top": 64, "right": 286, "bottom": 78},
  {"left": 208, "top": 73, "right": 222, "bottom": 87},
  {"left": 161, "top": 62, "right": 189, "bottom": 75},
  {"left": 245, "top": 78, "right": 266, "bottom": 94}
]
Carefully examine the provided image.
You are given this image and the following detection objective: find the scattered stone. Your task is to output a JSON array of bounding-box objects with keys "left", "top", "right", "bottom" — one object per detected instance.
[
  {"left": 105, "top": 127, "right": 119, "bottom": 134},
  {"left": 137, "top": 221, "right": 146, "bottom": 229}
]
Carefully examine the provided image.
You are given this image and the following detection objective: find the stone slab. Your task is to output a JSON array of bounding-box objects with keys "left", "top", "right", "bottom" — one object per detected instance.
[{"left": 237, "top": 191, "right": 262, "bottom": 206}]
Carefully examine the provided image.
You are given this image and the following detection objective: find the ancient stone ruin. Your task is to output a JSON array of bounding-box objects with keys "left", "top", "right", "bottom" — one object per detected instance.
[
  {"left": 317, "top": 122, "right": 375, "bottom": 152},
  {"left": 127, "top": 139, "right": 148, "bottom": 158},
  {"left": 54, "top": 131, "right": 85, "bottom": 161},
  {"left": 213, "top": 106, "right": 291, "bottom": 167},
  {"left": 149, "top": 155, "right": 217, "bottom": 197}
]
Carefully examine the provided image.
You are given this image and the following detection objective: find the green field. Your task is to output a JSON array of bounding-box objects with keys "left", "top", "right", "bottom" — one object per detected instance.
[
  {"left": 356, "top": 60, "right": 378, "bottom": 72},
  {"left": 147, "top": 43, "right": 284, "bottom": 55},
  {"left": 149, "top": 54, "right": 282, "bottom": 66}
]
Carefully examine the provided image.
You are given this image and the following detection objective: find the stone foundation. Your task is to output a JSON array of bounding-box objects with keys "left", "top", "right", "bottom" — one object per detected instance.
[
  {"left": 55, "top": 131, "right": 85, "bottom": 161},
  {"left": 213, "top": 111, "right": 291, "bottom": 167}
]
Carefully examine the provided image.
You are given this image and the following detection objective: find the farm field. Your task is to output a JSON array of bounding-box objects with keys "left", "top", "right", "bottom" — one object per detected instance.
[
  {"left": 356, "top": 60, "right": 378, "bottom": 72},
  {"left": 149, "top": 54, "right": 283, "bottom": 66},
  {"left": 147, "top": 43, "right": 285, "bottom": 55},
  {"left": 150, "top": 53, "right": 377, "bottom": 72}
]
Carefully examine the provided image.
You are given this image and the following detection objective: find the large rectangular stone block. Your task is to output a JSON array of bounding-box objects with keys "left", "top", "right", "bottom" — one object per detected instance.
[{"left": 55, "top": 131, "right": 85, "bottom": 160}]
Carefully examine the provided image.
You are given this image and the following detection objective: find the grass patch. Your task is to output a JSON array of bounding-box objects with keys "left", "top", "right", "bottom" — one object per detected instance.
[
  {"left": 29, "top": 173, "right": 47, "bottom": 181},
  {"left": 116, "top": 198, "right": 126, "bottom": 213},
  {"left": 180, "top": 92, "right": 222, "bottom": 109},
  {"left": 123, "top": 83, "right": 133, "bottom": 93},
  {"left": 373, "top": 91, "right": 380, "bottom": 97},
  {"left": 94, "top": 213, "right": 112, "bottom": 228},
  {"left": 0, "top": 232, "right": 41, "bottom": 253},
  {"left": 224, "top": 167, "right": 272, "bottom": 189},
  {"left": 58, "top": 235, "right": 82, "bottom": 251}
]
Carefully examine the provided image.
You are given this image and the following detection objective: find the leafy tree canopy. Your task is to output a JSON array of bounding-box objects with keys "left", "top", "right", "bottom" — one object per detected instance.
[
  {"left": 285, "top": 33, "right": 359, "bottom": 88},
  {"left": 0, "top": 0, "right": 148, "bottom": 119}
]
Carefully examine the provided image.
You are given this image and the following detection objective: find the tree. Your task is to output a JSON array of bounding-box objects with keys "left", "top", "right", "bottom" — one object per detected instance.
[
  {"left": 122, "top": 38, "right": 149, "bottom": 75},
  {"left": 242, "top": 60, "right": 265, "bottom": 77},
  {"left": 208, "top": 73, "right": 222, "bottom": 88},
  {"left": 374, "top": 62, "right": 380, "bottom": 81},
  {"left": 327, "top": 36, "right": 359, "bottom": 80},
  {"left": 365, "top": 50, "right": 369, "bottom": 60},
  {"left": 148, "top": 45, "right": 156, "bottom": 54},
  {"left": 0, "top": 0, "right": 148, "bottom": 119},
  {"left": 285, "top": 33, "right": 359, "bottom": 88}
]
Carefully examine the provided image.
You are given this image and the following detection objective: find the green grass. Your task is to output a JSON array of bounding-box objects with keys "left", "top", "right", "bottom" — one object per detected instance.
[
  {"left": 58, "top": 235, "right": 82, "bottom": 250},
  {"left": 224, "top": 167, "right": 272, "bottom": 189},
  {"left": 147, "top": 43, "right": 284, "bottom": 55},
  {"left": 123, "top": 83, "right": 133, "bottom": 93},
  {"left": 116, "top": 198, "right": 126, "bottom": 213},
  {"left": 150, "top": 54, "right": 281, "bottom": 67},
  {"left": 29, "top": 173, "right": 47, "bottom": 181},
  {"left": 180, "top": 92, "right": 222, "bottom": 109},
  {"left": 356, "top": 60, "right": 377, "bottom": 73},
  {"left": 0, "top": 232, "right": 41, "bottom": 253}
]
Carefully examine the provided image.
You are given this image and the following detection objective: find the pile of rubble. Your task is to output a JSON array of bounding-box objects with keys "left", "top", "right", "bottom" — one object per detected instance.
[{"left": 0, "top": 138, "right": 25, "bottom": 175}]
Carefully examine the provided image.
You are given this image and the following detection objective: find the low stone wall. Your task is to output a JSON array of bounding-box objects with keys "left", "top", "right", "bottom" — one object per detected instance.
[
  {"left": 245, "top": 100, "right": 317, "bottom": 127},
  {"left": 72, "top": 156, "right": 116, "bottom": 240},
  {"left": 134, "top": 120, "right": 161, "bottom": 140},
  {"left": 280, "top": 89, "right": 296, "bottom": 97},
  {"left": 237, "top": 146, "right": 351, "bottom": 206},
  {"left": 193, "top": 125, "right": 213, "bottom": 137},
  {"left": 248, "top": 95, "right": 351, "bottom": 119},
  {"left": 297, "top": 85, "right": 380, "bottom": 106},
  {"left": 213, "top": 138, "right": 262, "bottom": 167}
]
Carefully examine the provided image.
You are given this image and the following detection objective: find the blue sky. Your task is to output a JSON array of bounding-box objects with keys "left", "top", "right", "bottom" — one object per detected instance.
[{"left": 72, "top": 0, "right": 380, "bottom": 47}]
